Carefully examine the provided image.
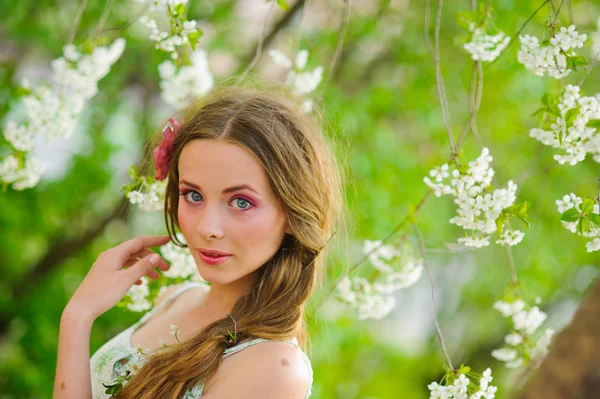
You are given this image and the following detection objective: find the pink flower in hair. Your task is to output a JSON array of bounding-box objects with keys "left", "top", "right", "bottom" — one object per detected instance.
[{"left": 153, "top": 118, "right": 182, "bottom": 181}]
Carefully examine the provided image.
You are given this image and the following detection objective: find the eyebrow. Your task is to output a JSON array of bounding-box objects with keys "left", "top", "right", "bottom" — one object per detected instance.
[{"left": 179, "top": 180, "right": 259, "bottom": 195}]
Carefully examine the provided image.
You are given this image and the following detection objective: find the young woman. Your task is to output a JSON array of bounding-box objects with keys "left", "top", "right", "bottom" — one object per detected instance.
[{"left": 53, "top": 87, "right": 344, "bottom": 398}]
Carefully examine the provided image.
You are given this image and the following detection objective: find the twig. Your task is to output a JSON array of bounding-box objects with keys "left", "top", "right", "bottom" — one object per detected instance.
[
  {"left": 577, "top": 56, "right": 599, "bottom": 87},
  {"left": 294, "top": 0, "right": 311, "bottom": 55},
  {"left": 94, "top": 0, "right": 114, "bottom": 41},
  {"left": 67, "top": 0, "right": 89, "bottom": 46},
  {"left": 414, "top": 222, "right": 455, "bottom": 372},
  {"left": 431, "top": 0, "right": 456, "bottom": 153},
  {"left": 238, "top": 2, "right": 276, "bottom": 81},
  {"left": 505, "top": 244, "right": 519, "bottom": 287},
  {"left": 320, "top": 0, "right": 352, "bottom": 95},
  {"left": 485, "top": 0, "right": 549, "bottom": 70}
]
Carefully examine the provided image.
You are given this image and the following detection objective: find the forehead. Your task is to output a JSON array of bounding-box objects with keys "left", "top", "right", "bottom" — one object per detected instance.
[{"left": 178, "top": 139, "right": 269, "bottom": 191}]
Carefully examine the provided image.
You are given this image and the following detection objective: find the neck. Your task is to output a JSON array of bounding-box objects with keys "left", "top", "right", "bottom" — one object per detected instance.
[{"left": 200, "top": 271, "right": 259, "bottom": 320}]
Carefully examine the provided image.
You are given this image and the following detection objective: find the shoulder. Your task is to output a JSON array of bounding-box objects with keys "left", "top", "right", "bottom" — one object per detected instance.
[
  {"left": 203, "top": 340, "right": 312, "bottom": 398},
  {"left": 153, "top": 282, "right": 208, "bottom": 308}
]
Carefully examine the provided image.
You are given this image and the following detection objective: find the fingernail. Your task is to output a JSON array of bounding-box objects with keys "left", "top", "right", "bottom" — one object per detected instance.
[{"left": 149, "top": 254, "right": 160, "bottom": 265}]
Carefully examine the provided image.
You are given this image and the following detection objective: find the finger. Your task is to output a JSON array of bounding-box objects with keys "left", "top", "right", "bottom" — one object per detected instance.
[
  {"left": 124, "top": 253, "right": 163, "bottom": 282},
  {"left": 125, "top": 249, "right": 170, "bottom": 271},
  {"left": 117, "top": 236, "right": 171, "bottom": 264}
]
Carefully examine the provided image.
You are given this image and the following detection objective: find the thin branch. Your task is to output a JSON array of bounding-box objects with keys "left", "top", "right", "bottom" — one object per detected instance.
[
  {"left": 240, "top": 0, "right": 306, "bottom": 72},
  {"left": 94, "top": 0, "right": 114, "bottom": 40},
  {"left": 67, "top": 0, "right": 89, "bottom": 46},
  {"left": 294, "top": 0, "right": 312, "bottom": 55},
  {"left": 320, "top": 0, "right": 352, "bottom": 95},
  {"left": 433, "top": 0, "right": 456, "bottom": 153},
  {"left": 505, "top": 244, "right": 519, "bottom": 287},
  {"left": 239, "top": 2, "right": 276, "bottom": 81},
  {"left": 577, "top": 56, "right": 599, "bottom": 87},
  {"left": 414, "top": 222, "right": 455, "bottom": 372},
  {"left": 486, "top": 0, "right": 549, "bottom": 70}
]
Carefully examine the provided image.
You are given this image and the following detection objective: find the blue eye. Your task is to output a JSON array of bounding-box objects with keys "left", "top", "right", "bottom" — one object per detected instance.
[
  {"left": 232, "top": 198, "right": 251, "bottom": 210},
  {"left": 181, "top": 190, "right": 202, "bottom": 203}
]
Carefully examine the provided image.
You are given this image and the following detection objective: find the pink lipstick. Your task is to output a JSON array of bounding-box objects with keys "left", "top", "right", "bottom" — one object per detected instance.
[{"left": 197, "top": 249, "right": 231, "bottom": 265}]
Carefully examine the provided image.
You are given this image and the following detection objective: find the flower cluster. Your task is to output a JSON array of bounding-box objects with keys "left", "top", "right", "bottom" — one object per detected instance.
[
  {"left": 1, "top": 38, "right": 126, "bottom": 190},
  {"left": 268, "top": 49, "right": 323, "bottom": 113},
  {"left": 463, "top": 23, "right": 510, "bottom": 62},
  {"left": 423, "top": 148, "right": 527, "bottom": 248},
  {"left": 336, "top": 240, "right": 423, "bottom": 320},
  {"left": 0, "top": 155, "right": 47, "bottom": 191},
  {"left": 529, "top": 85, "right": 600, "bottom": 166},
  {"left": 125, "top": 276, "right": 153, "bottom": 312},
  {"left": 428, "top": 368, "right": 497, "bottom": 399},
  {"left": 518, "top": 25, "right": 587, "bottom": 79},
  {"left": 158, "top": 49, "right": 213, "bottom": 108},
  {"left": 556, "top": 193, "right": 600, "bottom": 252},
  {"left": 124, "top": 233, "right": 204, "bottom": 312},
  {"left": 126, "top": 179, "right": 167, "bottom": 211},
  {"left": 160, "top": 233, "right": 206, "bottom": 280},
  {"left": 491, "top": 299, "right": 554, "bottom": 369},
  {"left": 136, "top": 0, "right": 201, "bottom": 59}
]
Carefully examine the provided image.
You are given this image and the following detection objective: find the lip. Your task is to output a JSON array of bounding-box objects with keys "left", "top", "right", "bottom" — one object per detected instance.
[{"left": 197, "top": 249, "right": 231, "bottom": 265}]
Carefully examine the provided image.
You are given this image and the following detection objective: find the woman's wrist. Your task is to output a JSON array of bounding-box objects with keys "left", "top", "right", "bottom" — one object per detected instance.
[{"left": 62, "top": 301, "right": 96, "bottom": 328}]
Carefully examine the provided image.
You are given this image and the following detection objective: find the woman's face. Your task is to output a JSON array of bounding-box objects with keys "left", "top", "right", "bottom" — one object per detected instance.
[{"left": 177, "top": 138, "right": 291, "bottom": 287}]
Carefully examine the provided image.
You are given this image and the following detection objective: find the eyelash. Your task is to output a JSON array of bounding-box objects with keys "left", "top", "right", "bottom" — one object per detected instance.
[{"left": 178, "top": 190, "right": 255, "bottom": 211}]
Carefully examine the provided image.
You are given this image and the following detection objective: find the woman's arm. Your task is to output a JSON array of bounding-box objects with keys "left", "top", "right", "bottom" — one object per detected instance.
[{"left": 52, "top": 303, "right": 94, "bottom": 399}]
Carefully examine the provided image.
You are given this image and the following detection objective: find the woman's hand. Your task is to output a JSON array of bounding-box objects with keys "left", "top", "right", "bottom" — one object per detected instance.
[{"left": 65, "top": 235, "right": 172, "bottom": 322}]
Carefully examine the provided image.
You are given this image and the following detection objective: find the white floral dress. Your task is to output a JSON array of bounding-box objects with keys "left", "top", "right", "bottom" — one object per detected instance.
[{"left": 90, "top": 282, "right": 313, "bottom": 399}]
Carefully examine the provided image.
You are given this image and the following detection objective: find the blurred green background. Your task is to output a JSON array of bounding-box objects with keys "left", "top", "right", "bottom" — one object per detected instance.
[{"left": 0, "top": 0, "right": 599, "bottom": 398}]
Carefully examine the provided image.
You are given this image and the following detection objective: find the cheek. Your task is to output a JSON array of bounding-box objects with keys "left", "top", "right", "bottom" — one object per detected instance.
[{"left": 177, "top": 203, "right": 193, "bottom": 234}]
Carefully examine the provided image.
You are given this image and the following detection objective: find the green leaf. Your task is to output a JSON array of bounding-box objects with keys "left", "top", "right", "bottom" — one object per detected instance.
[
  {"left": 577, "top": 218, "right": 590, "bottom": 235},
  {"left": 276, "top": 0, "right": 290, "bottom": 11},
  {"left": 581, "top": 198, "right": 595, "bottom": 215},
  {"left": 496, "top": 218, "right": 505, "bottom": 236},
  {"left": 188, "top": 31, "right": 201, "bottom": 51},
  {"left": 564, "top": 107, "right": 579, "bottom": 125},
  {"left": 128, "top": 165, "right": 138, "bottom": 180},
  {"left": 590, "top": 213, "right": 600, "bottom": 226},
  {"left": 587, "top": 120, "right": 600, "bottom": 130},
  {"left": 518, "top": 215, "right": 531, "bottom": 231},
  {"left": 173, "top": 3, "right": 186, "bottom": 15},
  {"left": 561, "top": 207, "right": 582, "bottom": 222},
  {"left": 531, "top": 107, "right": 545, "bottom": 117}
]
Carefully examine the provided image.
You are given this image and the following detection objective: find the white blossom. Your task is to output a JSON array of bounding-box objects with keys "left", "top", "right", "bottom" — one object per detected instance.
[
  {"left": 463, "top": 25, "right": 510, "bottom": 62},
  {"left": 127, "top": 180, "right": 167, "bottom": 211},
  {"left": 530, "top": 85, "right": 600, "bottom": 166},
  {"left": 126, "top": 276, "right": 153, "bottom": 312},
  {"left": 424, "top": 148, "right": 525, "bottom": 248},
  {"left": 2, "top": 38, "right": 126, "bottom": 190},
  {"left": 427, "top": 368, "right": 498, "bottom": 399},
  {"left": 555, "top": 192, "right": 600, "bottom": 252},
  {"left": 269, "top": 48, "right": 323, "bottom": 113},
  {"left": 493, "top": 298, "right": 553, "bottom": 369},
  {"left": 158, "top": 49, "right": 214, "bottom": 108},
  {"left": 336, "top": 241, "right": 423, "bottom": 320},
  {"left": 504, "top": 332, "right": 524, "bottom": 346},
  {"left": 159, "top": 233, "right": 205, "bottom": 281},
  {"left": 491, "top": 347, "right": 517, "bottom": 362},
  {"left": 518, "top": 25, "right": 587, "bottom": 78},
  {"left": 530, "top": 328, "right": 554, "bottom": 363}
]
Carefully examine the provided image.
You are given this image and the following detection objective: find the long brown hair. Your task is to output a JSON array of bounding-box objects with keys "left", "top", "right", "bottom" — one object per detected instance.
[{"left": 117, "top": 86, "right": 345, "bottom": 398}]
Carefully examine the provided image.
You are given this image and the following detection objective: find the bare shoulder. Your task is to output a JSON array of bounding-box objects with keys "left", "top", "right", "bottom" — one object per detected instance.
[
  {"left": 153, "top": 282, "right": 208, "bottom": 308},
  {"left": 203, "top": 340, "right": 312, "bottom": 398}
]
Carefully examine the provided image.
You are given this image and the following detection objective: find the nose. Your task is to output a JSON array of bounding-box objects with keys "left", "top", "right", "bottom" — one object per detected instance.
[{"left": 195, "top": 203, "right": 225, "bottom": 240}]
